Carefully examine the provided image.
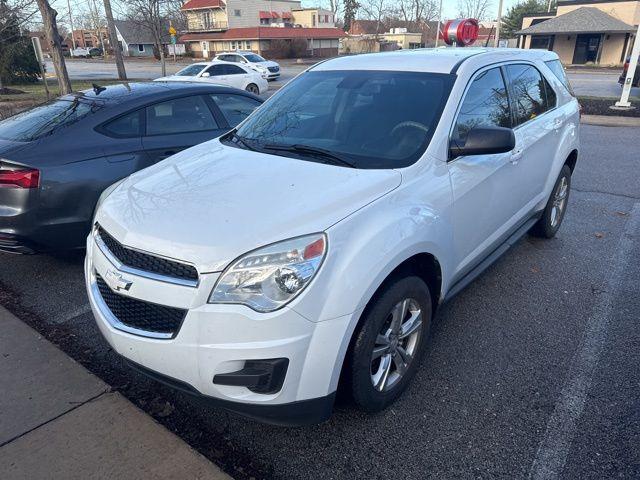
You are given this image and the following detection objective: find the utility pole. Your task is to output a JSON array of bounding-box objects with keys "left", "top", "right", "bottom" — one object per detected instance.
[
  {"left": 36, "top": 0, "right": 72, "bottom": 95},
  {"left": 615, "top": 24, "right": 640, "bottom": 109},
  {"left": 66, "top": 0, "right": 76, "bottom": 50},
  {"left": 103, "top": 0, "right": 127, "bottom": 79},
  {"left": 494, "top": 0, "right": 504, "bottom": 48},
  {"left": 435, "top": 0, "right": 443, "bottom": 47}
]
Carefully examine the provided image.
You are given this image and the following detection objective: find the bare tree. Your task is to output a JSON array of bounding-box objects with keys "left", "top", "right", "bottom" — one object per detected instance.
[
  {"left": 359, "top": 0, "right": 392, "bottom": 36},
  {"left": 103, "top": 0, "right": 126, "bottom": 80},
  {"left": 35, "top": 0, "right": 72, "bottom": 94},
  {"left": 457, "top": 0, "right": 492, "bottom": 20},
  {"left": 393, "top": 0, "right": 438, "bottom": 30},
  {"left": 117, "top": 0, "right": 177, "bottom": 76}
]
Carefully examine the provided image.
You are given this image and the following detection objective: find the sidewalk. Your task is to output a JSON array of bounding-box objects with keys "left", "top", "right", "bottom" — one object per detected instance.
[
  {"left": 0, "top": 306, "right": 231, "bottom": 480},
  {"left": 581, "top": 114, "right": 640, "bottom": 127}
]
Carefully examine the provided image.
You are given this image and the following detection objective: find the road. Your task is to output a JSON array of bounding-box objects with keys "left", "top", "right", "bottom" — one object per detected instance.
[
  {"left": 567, "top": 70, "right": 640, "bottom": 99},
  {"left": 47, "top": 58, "right": 640, "bottom": 99},
  {"left": 1, "top": 124, "right": 639, "bottom": 480}
]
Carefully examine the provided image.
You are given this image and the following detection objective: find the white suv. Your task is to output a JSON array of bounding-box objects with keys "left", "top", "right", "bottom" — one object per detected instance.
[
  {"left": 214, "top": 52, "right": 281, "bottom": 80},
  {"left": 86, "top": 49, "right": 579, "bottom": 426}
]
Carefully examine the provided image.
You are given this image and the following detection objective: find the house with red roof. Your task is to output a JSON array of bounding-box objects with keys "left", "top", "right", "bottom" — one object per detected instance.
[{"left": 180, "top": 0, "right": 345, "bottom": 58}]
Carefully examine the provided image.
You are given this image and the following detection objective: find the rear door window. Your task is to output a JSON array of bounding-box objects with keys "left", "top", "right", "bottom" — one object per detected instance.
[
  {"left": 145, "top": 96, "right": 218, "bottom": 135},
  {"left": 505, "top": 64, "right": 549, "bottom": 126},
  {"left": 224, "top": 65, "right": 247, "bottom": 75},
  {"left": 210, "top": 94, "right": 261, "bottom": 126},
  {"left": 205, "top": 65, "right": 226, "bottom": 76},
  {"left": 452, "top": 67, "right": 511, "bottom": 146},
  {"left": 0, "top": 99, "right": 100, "bottom": 141}
]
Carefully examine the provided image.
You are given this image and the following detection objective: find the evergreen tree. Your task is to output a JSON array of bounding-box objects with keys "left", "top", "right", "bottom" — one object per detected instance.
[
  {"left": 502, "top": 0, "right": 549, "bottom": 39},
  {"left": 343, "top": 0, "right": 360, "bottom": 32},
  {"left": 0, "top": 2, "right": 40, "bottom": 86}
]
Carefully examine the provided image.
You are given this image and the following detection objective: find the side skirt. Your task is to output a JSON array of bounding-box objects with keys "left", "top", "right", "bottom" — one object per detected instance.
[{"left": 443, "top": 212, "right": 542, "bottom": 303}]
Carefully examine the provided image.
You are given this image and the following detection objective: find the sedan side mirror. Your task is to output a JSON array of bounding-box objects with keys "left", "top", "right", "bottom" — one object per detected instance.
[
  {"left": 449, "top": 127, "right": 515, "bottom": 159},
  {"left": 201, "top": 72, "right": 211, "bottom": 78}
]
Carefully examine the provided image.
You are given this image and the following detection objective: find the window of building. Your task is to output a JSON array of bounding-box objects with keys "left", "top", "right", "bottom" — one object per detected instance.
[
  {"left": 137, "top": 44, "right": 145, "bottom": 52},
  {"left": 505, "top": 64, "right": 550, "bottom": 125},
  {"left": 312, "top": 14, "right": 316, "bottom": 26},
  {"left": 203, "top": 11, "right": 212, "bottom": 29},
  {"left": 452, "top": 67, "right": 511, "bottom": 147},
  {"left": 234, "top": 9, "right": 241, "bottom": 16}
]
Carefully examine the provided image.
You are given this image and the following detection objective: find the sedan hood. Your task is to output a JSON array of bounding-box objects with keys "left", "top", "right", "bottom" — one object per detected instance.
[{"left": 96, "top": 140, "right": 401, "bottom": 272}]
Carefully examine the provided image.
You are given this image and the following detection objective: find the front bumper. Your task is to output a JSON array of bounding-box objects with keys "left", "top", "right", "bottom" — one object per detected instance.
[{"left": 85, "top": 233, "right": 350, "bottom": 425}]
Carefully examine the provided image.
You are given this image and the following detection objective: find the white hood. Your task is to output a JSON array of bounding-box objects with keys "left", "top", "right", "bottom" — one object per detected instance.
[{"left": 96, "top": 140, "right": 401, "bottom": 272}]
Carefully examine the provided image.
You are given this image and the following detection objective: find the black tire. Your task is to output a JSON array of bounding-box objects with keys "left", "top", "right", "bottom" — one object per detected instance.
[
  {"left": 347, "top": 275, "right": 432, "bottom": 413},
  {"left": 246, "top": 83, "right": 259, "bottom": 94},
  {"left": 530, "top": 164, "right": 572, "bottom": 238}
]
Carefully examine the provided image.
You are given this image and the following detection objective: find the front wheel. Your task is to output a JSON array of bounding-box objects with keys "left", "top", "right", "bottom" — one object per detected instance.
[
  {"left": 530, "top": 164, "right": 571, "bottom": 238},
  {"left": 245, "top": 83, "right": 259, "bottom": 94},
  {"left": 347, "top": 276, "right": 432, "bottom": 413}
]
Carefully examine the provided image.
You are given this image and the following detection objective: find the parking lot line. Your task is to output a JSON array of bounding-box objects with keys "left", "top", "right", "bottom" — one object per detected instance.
[{"left": 528, "top": 202, "right": 640, "bottom": 479}]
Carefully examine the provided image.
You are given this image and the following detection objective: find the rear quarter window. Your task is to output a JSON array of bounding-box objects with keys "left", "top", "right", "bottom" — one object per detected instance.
[{"left": 545, "top": 59, "right": 574, "bottom": 96}]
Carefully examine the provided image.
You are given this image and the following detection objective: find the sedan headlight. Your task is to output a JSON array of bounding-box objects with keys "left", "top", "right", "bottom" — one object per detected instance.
[{"left": 209, "top": 233, "right": 327, "bottom": 312}]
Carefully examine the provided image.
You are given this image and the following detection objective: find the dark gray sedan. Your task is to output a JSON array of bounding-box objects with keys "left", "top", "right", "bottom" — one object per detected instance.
[{"left": 0, "top": 82, "right": 262, "bottom": 253}]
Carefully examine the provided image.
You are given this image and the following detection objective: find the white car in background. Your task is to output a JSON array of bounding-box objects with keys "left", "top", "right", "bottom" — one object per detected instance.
[
  {"left": 214, "top": 52, "right": 281, "bottom": 80},
  {"left": 155, "top": 61, "right": 268, "bottom": 95}
]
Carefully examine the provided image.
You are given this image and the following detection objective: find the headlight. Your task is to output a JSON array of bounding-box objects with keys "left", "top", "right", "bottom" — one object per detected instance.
[{"left": 209, "top": 233, "right": 327, "bottom": 312}]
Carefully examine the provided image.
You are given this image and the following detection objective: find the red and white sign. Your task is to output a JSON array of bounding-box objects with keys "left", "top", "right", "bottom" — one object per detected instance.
[{"left": 441, "top": 18, "right": 479, "bottom": 47}]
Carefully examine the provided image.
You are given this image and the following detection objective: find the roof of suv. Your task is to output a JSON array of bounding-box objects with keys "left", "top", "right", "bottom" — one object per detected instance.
[{"left": 312, "top": 48, "right": 559, "bottom": 74}]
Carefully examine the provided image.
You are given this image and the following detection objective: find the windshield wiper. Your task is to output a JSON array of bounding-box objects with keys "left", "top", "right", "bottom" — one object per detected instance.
[
  {"left": 225, "top": 129, "right": 257, "bottom": 152},
  {"left": 263, "top": 144, "right": 356, "bottom": 168}
]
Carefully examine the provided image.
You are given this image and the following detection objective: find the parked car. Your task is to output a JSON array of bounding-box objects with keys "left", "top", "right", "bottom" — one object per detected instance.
[
  {"left": 87, "top": 49, "right": 579, "bottom": 425},
  {"left": 0, "top": 82, "right": 262, "bottom": 253},
  {"left": 155, "top": 61, "right": 269, "bottom": 94},
  {"left": 71, "top": 47, "right": 103, "bottom": 58},
  {"left": 214, "top": 51, "right": 281, "bottom": 80},
  {"left": 618, "top": 56, "right": 640, "bottom": 87}
]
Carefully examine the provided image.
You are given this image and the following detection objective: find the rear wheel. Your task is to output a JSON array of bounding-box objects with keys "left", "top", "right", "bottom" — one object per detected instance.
[
  {"left": 347, "top": 276, "right": 432, "bottom": 412},
  {"left": 246, "top": 83, "right": 259, "bottom": 94},
  {"left": 530, "top": 164, "right": 571, "bottom": 238}
]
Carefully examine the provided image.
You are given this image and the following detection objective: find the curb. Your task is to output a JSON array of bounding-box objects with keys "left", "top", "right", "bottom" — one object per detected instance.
[{"left": 581, "top": 114, "right": 640, "bottom": 127}]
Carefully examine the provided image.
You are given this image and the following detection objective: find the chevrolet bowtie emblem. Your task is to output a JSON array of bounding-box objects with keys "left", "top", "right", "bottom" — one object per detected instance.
[{"left": 105, "top": 269, "right": 133, "bottom": 292}]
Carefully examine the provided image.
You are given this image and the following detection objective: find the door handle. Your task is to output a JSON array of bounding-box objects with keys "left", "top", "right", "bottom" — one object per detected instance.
[{"left": 510, "top": 149, "right": 523, "bottom": 165}]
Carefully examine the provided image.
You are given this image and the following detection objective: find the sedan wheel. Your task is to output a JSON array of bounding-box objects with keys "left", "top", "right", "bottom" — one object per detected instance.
[{"left": 246, "top": 83, "right": 259, "bottom": 94}]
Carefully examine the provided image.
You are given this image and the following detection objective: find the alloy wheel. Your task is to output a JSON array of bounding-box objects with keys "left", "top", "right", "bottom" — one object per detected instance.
[
  {"left": 370, "top": 298, "right": 422, "bottom": 392},
  {"left": 550, "top": 175, "right": 568, "bottom": 228}
]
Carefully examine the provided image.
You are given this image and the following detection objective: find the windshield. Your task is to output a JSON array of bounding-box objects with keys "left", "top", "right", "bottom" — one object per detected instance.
[
  {"left": 0, "top": 98, "right": 101, "bottom": 142},
  {"left": 234, "top": 70, "right": 454, "bottom": 169},
  {"left": 244, "top": 54, "right": 265, "bottom": 63},
  {"left": 175, "top": 64, "right": 206, "bottom": 77}
]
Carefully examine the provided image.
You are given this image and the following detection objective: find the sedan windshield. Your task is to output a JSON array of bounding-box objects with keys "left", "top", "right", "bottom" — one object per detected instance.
[
  {"left": 175, "top": 64, "right": 206, "bottom": 76},
  {"left": 244, "top": 54, "right": 266, "bottom": 63},
  {"left": 234, "top": 70, "right": 455, "bottom": 169}
]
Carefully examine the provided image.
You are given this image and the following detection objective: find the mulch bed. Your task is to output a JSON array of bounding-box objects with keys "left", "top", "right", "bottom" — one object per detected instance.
[{"left": 579, "top": 97, "right": 640, "bottom": 117}]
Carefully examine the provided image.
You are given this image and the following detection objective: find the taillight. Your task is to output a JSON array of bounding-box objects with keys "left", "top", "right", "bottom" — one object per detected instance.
[{"left": 0, "top": 168, "right": 40, "bottom": 188}]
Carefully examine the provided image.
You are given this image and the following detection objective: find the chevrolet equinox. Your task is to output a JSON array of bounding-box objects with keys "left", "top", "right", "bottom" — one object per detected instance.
[{"left": 86, "top": 48, "right": 580, "bottom": 425}]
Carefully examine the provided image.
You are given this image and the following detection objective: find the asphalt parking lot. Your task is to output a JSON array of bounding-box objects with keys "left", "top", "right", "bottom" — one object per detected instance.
[{"left": 1, "top": 124, "right": 639, "bottom": 480}]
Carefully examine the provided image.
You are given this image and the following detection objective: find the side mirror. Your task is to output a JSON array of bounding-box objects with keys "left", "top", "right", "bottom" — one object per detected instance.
[
  {"left": 201, "top": 72, "right": 210, "bottom": 78},
  {"left": 449, "top": 126, "right": 515, "bottom": 159}
]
